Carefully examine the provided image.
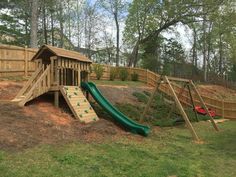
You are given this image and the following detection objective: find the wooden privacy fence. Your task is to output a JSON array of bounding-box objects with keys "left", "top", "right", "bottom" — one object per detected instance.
[
  {"left": 0, "top": 45, "right": 37, "bottom": 77},
  {"left": 0, "top": 44, "right": 236, "bottom": 119}
]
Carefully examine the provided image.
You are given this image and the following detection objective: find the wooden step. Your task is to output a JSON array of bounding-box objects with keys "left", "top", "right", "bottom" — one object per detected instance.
[{"left": 11, "top": 96, "right": 26, "bottom": 102}]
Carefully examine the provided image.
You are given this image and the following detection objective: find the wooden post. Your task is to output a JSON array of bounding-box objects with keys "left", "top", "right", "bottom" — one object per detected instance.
[
  {"left": 77, "top": 69, "right": 81, "bottom": 86},
  {"left": 167, "top": 83, "right": 188, "bottom": 120},
  {"left": 146, "top": 69, "right": 148, "bottom": 85},
  {"left": 24, "top": 46, "right": 28, "bottom": 77},
  {"left": 54, "top": 57, "right": 59, "bottom": 107},
  {"left": 140, "top": 75, "right": 163, "bottom": 121},
  {"left": 165, "top": 76, "right": 200, "bottom": 142},
  {"left": 222, "top": 99, "right": 225, "bottom": 119},
  {"left": 187, "top": 84, "right": 199, "bottom": 122},
  {"left": 50, "top": 56, "right": 56, "bottom": 85},
  {"left": 190, "top": 80, "right": 219, "bottom": 131}
]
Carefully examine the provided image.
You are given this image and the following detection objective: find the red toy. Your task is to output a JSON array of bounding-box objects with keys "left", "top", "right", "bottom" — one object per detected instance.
[{"left": 194, "top": 106, "right": 216, "bottom": 117}]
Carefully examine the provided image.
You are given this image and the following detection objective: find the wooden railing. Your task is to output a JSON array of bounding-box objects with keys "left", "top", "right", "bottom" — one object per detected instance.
[
  {"left": 13, "top": 67, "right": 44, "bottom": 101},
  {"left": 19, "top": 65, "right": 51, "bottom": 106},
  {"left": 1, "top": 44, "right": 236, "bottom": 119}
]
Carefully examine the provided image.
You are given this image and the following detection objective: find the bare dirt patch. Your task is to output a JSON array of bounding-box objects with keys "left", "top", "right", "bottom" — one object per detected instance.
[
  {"left": 0, "top": 81, "right": 146, "bottom": 151},
  {"left": 0, "top": 81, "right": 24, "bottom": 100}
]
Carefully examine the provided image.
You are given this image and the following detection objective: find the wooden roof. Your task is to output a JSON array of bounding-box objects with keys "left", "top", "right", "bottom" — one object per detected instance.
[{"left": 32, "top": 45, "right": 92, "bottom": 63}]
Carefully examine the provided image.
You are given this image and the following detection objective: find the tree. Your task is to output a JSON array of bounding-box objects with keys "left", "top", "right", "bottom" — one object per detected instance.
[
  {"left": 30, "top": 0, "right": 39, "bottom": 48},
  {"left": 124, "top": 0, "right": 224, "bottom": 67},
  {"left": 0, "top": 0, "right": 31, "bottom": 46},
  {"left": 100, "top": 0, "right": 127, "bottom": 66}
]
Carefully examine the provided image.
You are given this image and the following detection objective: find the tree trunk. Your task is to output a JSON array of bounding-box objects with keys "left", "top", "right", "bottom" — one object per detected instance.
[
  {"left": 114, "top": 13, "right": 119, "bottom": 66},
  {"left": 219, "top": 33, "right": 223, "bottom": 77},
  {"left": 30, "top": 0, "right": 39, "bottom": 48},
  {"left": 50, "top": 10, "right": 55, "bottom": 46},
  {"left": 192, "top": 27, "right": 197, "bottom": 76},
  {"left": 76, "top": 0, "right": 80, "bottom": 48},
  {"left": 67, "top": 0, "right": 71, "bottom": 43},
  {"left": 202, "top": 15, "right": 207, "bottom": 82},
  {"left": 24, "top": 15, "right": 29, "bottom": 46},
  {"left": 206, "top": 22, "right": 212, "bottom": 78},
  {"left": 43, "top": 1, "right": 48, "bottom": 44},
  {"left": 59, "top": 1, "right": 64, "bottom": 48},
  {"left": 128, "top": 40, "right": 139, "bottom": 67}
]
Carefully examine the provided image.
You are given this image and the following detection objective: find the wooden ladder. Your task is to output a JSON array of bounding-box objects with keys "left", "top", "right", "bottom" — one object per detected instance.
[{"left": 60, "top": 86, "right": 99, "bottom": 123}]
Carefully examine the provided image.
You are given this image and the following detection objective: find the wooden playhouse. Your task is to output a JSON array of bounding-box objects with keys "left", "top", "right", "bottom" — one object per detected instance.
[{"left": 12, "top": 45, "right": 99, "bottom": 123}]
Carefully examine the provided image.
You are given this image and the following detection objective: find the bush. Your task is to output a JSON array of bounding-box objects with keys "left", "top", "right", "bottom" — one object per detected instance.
[
  {"left": 93, "top": 65, "right": 104, "bottom": 80},
  {"left": 110, "top": 67, "right": 117, "bottom": 81},
  {"left": 131, "top": 72, "right": 139, "bottom": 81},
  {"left": 119, "top": 68, "right": 129, "bottom": 81},
  {"left": 132, "top": 92, "right": 149, "bottom": 103}
]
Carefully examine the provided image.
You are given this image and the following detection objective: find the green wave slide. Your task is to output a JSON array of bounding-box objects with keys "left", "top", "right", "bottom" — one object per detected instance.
[{"left": 81, "top": 82, "right": 150, "bottom": 136}]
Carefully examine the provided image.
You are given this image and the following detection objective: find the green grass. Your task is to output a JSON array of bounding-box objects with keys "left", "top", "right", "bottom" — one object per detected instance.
[
  {"left": 92, "top": 80, "right": 146, "bottom": 87},
  {"left": 127, "top": 91, "right": 221, "bottom": 127},
  {"left": 0, "top": 121, "right": 235, "bottom": 177}
]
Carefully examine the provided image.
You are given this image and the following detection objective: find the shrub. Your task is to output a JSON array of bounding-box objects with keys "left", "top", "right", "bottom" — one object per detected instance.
[
  {"left": 110, "top": 67, "right": 117, "bottom": 81},
  {"left": 93, "top": 65, "right": 104, "bottom": 80},
  {"left": 143, "top": 90, "right": 151, "bottom": 97},
  {"left": 119, "top": 68, "right": 129, "bottom": 81},
  {"left": 131, "top": 72, "right": 139, "bottom": 81},
  {"left": 132, "top": 92, "right": 148, "bottom": 103}
]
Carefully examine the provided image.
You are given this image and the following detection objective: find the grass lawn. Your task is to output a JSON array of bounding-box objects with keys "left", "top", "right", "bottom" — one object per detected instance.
[
  {"left": 0, "top": 121, "right": 235, "bottom": 177},
  {"left": 92, "top": 80, "right": 146, "bottom": 87}
]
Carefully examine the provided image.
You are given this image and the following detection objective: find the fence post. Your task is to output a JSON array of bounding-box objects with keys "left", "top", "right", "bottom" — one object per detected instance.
[
  {"left": 146, "top": 69, "right": 148, "bottom": 85},
  {"left": 222, "top": 99, "right": 225, "bottom": 119},
  {"left": 24, "top": 46, "right": 28, "bottom": 77}
]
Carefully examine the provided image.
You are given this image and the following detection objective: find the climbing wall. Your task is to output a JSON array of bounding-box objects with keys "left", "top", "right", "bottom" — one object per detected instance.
[{"left": 60, "top": 86, "right": 99, "bottom": 123}]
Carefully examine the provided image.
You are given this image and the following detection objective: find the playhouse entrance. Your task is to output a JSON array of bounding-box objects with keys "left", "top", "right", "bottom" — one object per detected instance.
[
  {"left": 58, "top": 69, "right": 89, "bottom": 86},
  {"left": 59, "top": 68, "right": 79, "bottom": 86}
]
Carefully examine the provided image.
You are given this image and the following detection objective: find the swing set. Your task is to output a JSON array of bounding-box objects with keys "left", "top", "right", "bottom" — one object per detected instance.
[{"left": 141, "top": 75, "right": 219, "bottom": 142}]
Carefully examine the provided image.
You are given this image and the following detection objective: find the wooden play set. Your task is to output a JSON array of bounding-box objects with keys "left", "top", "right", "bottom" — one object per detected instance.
[
  {"left": 11, "top": 45, "right": 219, "bottom": 139},
  {"left": 12, "top": 45, "right": 99, "bottom": 123},
  {"left": 141, "top": 75, "right": 219, "bottom": 141}
]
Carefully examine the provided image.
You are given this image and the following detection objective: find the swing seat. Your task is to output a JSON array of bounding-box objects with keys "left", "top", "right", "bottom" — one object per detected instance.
[{"left": 194, "top": 106, "right": 216, "bottom": 117}]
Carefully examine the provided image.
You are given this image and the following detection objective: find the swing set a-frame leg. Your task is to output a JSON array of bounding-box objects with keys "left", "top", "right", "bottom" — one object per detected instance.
[
  {"left": 190, "top": 80, "right": 219, "bottom": 131},
  {"left": 140, "top": 76, "right": 163, "bottom": 122},
  {"left": 167, "top": 83, "right": 188, "bottom": 120},
  {"left": 164, "top": 76, "right": 200, "bottom": 142},
  {"left": 187, "top": 84, "right": 199, "bottom": 122}
]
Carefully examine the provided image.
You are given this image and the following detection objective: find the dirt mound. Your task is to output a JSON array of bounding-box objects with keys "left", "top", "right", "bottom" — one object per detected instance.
[
  {"left": 0, "top": 81, "right": 23, "bottom": 100},
  {"left": 0, "top": 81, "right": 145, "bottom": 151},
  {"left": 0, "top": 101, "right": 132, "bottom": 151}
]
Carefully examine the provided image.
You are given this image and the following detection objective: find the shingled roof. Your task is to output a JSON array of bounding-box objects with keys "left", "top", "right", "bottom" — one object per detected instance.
[{"left": 32, "top": 45, "right": 92, "bottom": 63}]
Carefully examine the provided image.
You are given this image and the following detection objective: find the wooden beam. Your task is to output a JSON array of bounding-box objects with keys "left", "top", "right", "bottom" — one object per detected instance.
[
  {"left": 54, "top": 57, "right": 60, "bottom": 107},
  {"left": 50, "top": 56, "right": 56, "bottom": 85},
  {"left": 190, "top": 80, "right": 219, "bottom": 131},
  {"left": 164, "top": 76, "right": 200, "bottom": 142},
  {"left": 167, "top": 76, "right": 190, "bottom": 83},
  {"left": 166, "top": 83, "right": 188, "bottom": 120},
  {"left": 187, "top": 84, "right": 199, "bottom": 122},
  {"left": 140, "top": 75, "right": 163, "bottom": 122},
  {"left": 77, "top": 69, "right": 81, "bottom": 87}
]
